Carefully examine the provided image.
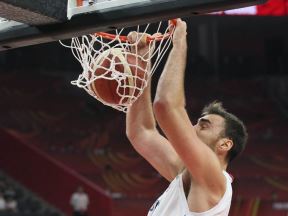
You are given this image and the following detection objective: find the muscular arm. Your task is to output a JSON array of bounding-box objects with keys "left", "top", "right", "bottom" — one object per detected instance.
[
  {"left": 153, "top": 19, "right": 226, "bottom": 194},
  {"left": 126, "top": 33, "right": 184, "bottom": 181}
]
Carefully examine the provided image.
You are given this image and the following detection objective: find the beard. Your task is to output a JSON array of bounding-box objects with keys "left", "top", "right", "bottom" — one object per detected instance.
[{"left": 197, "top": 132, "right": 222, "bottom": 152}]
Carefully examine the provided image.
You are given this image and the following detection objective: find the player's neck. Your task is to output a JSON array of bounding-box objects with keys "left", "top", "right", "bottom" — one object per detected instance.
[{"left": 218, "top": 156, "right": 228, "bottom": 170}]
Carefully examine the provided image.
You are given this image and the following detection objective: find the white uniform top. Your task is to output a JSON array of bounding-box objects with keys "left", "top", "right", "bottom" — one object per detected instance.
[
  {"left": 70, "top": 192, "right": 89, "bottom": 211},
  {"left": 148, "top": 171, "right": 232, "bottom": 216},
  {"left": 0, "top": 198, "right": 6, "bottom": 210}
]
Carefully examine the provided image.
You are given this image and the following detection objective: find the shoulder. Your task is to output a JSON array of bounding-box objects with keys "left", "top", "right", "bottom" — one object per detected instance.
[{"left": 188, "top": 169, "right": 229, "bottom": 200}]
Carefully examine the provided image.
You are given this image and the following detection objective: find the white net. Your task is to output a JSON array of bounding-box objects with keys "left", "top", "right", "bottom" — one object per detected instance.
[{"left": 60, "top": 21, "right": 175, "bottom": 112}]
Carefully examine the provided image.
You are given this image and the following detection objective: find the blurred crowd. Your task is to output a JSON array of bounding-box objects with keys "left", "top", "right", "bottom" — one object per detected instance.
[{"left": 0, "top": 180, "right": 18, "bottom": 213}]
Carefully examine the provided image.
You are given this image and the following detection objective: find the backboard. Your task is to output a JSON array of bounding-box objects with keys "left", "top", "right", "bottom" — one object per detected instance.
[{"left": 0, "top": 0, "right": 267, "bottom": 51}]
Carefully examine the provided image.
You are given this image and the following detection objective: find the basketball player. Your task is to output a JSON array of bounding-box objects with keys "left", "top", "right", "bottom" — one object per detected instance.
[{"left": 126, "top": 19, "right": 248, "bottom": 216}]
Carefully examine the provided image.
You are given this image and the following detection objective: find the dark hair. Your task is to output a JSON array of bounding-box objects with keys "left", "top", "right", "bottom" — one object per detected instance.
[{"left": 201, "top": 101, "right": 248, "bottom": 163}]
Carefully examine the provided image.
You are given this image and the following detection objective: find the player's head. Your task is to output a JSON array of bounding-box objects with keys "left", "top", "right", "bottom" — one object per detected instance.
[{"left": 195, "top": 101, "right": 247, "bottom": 164}]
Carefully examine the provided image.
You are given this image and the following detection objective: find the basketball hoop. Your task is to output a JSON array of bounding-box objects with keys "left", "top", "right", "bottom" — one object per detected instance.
[{"left": 60, "top": 19, "right": 176, "bottom": 112}]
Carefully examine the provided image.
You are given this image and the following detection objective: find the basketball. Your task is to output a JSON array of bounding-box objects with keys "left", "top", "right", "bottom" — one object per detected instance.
[{"left": 88, "top": 48, "right": 147, "bottom": 105}]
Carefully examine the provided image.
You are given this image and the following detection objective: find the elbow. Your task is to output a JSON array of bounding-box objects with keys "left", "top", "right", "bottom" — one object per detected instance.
[
  {"left": 153, "top": 99, "right": 174, "bottom": 123},
  {"left": 153, "top": 98, "right": 183, "bottom": 117},
  {"left": 126, "top": 130, "right": 142, "bottom": 147},
  {"left": 153, "top": 99, "right": 186, "bottom": 124},
  {"left": 126, "top": 126, "right": 154, "bottom": 144},
  {"left": 153, "top": 99, "right": 170, "bottom": 117},
  {"left": 126, "top": 127, "right": 138, "bottom": 143},
  {"left": 153, "top": 93, "right": 185, "bottom": 110},
  {"left": 126, "top": 128, "right": 155, "bottom": 154}
]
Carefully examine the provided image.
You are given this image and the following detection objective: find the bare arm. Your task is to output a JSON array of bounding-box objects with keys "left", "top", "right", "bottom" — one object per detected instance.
[
  {"left": 153, "top": 19, "right": 226, "bottom": 194},
  {"left": 126, "top": 32, "right": 184, "bottom": 181}
]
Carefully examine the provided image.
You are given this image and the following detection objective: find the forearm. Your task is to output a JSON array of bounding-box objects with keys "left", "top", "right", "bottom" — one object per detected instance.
[
  {"left": 127, "top": 84, "right": 185, "bottom": 180},
  {"left": 126, "top": 81, "right": 156, "bottom": 140},
  {"left": 154, "top": 41, "right": 187, "bottom": 107}
]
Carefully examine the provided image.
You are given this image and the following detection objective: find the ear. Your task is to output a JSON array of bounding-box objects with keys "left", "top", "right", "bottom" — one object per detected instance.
[{"left": 218, "top": 138, "right": 233, "bottom": 152}]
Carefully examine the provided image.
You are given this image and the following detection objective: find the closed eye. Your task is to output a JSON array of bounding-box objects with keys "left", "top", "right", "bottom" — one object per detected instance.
[
  {"left": 200, "top": 123, "right": 209, "bottom": 129},
  {"left": 197, "top": 118, "right": 211, "bottom": 129}
]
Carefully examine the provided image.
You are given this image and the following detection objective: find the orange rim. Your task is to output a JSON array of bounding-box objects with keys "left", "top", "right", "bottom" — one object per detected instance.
[{"left": 94, "top": 19, "right": 177, "bottom": 42}]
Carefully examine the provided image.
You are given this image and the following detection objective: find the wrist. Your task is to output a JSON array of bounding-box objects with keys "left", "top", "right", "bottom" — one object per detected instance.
[{"left": 173, "top": 40, "right": 187, "bottom": 49}]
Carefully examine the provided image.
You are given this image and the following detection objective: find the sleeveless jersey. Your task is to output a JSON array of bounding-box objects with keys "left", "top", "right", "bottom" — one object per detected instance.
[{"left": 148, "top": 171, "right": 232, "bottom": 216}]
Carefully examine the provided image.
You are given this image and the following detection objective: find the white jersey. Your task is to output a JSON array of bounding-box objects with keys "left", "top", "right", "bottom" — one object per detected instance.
[
  {"left": 148, "top": 171, "right": 232, "bottom": 216},
  {"left": 70, "top": 192, "right": 89, "bottom": 211}
]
